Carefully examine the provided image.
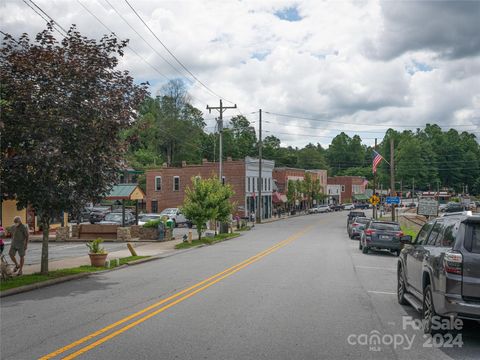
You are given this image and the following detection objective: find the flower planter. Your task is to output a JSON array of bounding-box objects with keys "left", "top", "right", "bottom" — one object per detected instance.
[{"left": 89, "top": 253, "right": 108, "bottom": 267}]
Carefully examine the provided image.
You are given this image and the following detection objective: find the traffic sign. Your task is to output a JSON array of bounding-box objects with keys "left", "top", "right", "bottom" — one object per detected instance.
[
  {"left": 369, "top": 195, "right": 380, "bottom": 206},
  {"left": 386, "top": 196, "right": 400, "bottom": 205},
  {"left": 417, "top": 199, "right": 438, "bottom": 217}
]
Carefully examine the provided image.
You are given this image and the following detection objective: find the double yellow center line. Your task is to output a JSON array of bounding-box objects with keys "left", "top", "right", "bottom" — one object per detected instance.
[{"left": 40, "top": 225, "right": 312, "bottom": 360}]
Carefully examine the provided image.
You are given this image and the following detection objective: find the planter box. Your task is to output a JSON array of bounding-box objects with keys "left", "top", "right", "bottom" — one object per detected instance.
[
  {"left": 78, "top": 224, "right": 118, "bottom": 240},
  {"left": 130, "top": 225, "right": 160, "bottom": 240}
]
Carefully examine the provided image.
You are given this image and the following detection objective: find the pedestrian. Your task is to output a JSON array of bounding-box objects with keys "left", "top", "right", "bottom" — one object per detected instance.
[
  {"left": 0, "top": 225, "right": 5, "bottom": 254},
  {"left": 9, "top": 216, "right": 29, "bottom": 276}
]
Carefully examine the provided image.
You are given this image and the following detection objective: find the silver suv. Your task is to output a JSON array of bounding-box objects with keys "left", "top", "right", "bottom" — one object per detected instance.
[{"left": 397, "top": 212, "right": 480, "bottom": 333}]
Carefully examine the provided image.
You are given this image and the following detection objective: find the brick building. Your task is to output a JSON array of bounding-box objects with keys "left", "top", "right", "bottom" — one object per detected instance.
[
  {"left": 327, "top": 176, "right": 368, "bottom": 204},
  {"left": 145, "top": 157, "right": 275, "bottom": 219},
  {"left": 272, "top": 168, "right": 328, "bottom": 209}
]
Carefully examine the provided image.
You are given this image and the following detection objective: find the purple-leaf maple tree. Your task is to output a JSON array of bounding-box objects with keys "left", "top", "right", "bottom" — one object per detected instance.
[{"left": 0, "top": 23, "right": 148, "bottom": 274}]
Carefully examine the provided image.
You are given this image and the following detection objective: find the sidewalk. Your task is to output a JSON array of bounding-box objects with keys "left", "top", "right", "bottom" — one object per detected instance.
[{"left": 20, "top": 239, "right": 183, "bottom": 275}]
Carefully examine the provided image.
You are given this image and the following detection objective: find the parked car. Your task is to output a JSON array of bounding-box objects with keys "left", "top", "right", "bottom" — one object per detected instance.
[
  {"left": 309, "top": 205, "right": 330, "bottom": 214},
  {"left": 359, "top": 220, "right": 403, "bottom": 256},
  {"left": 406, "top": 203, "right": 416, "bottom": 209},
  {"left": 99, "top": 212, "right": 135, "bottom": 226},
  {"left": 329, "top": 204, "right": 344, "bottom": 212},
  {"left": 397, "top": 212, "right": 480, "bottom": 334},
  {"left": 348, "top": 217, "right": 370, "bottom": 239},
  {"left": 346, "top": 211, "right": 367, "bottom": 235},
  {"left": 438, "top": 203, "right": 448, "bottom": 212},
  {"left": 89, "top": 207, "right": 111, "bottom": 224},
  {"left": 444, "top": 202, "right": 465, "bottom": 213},
  {"left": 354, "top": 203, "right": 369, "bottom": 210},
  {"left": 343, "top": 203, "right": 355, "bottom": 210},
  {"left": 159, "top": 208, "right": 190, "bottom": 227},
  {"left": 138, "top": 213, "right": 163, "bottom": 226}
]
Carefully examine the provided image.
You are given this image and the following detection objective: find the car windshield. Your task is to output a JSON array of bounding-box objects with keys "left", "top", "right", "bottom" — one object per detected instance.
[
  {"left": 371, "top": 222, "right": 401, "bottom": 231},
  {"left": 104, "top": 213, "right": 122, "bottom": 221},
  {"left": 161, "top": 208, "right": 176, "bottom": 214},
  {"left": 355, "top": 218, "right": 369, "bottom": 224},
  {"left": 139, "top": 215, "right": 160, "bottom": 222}
]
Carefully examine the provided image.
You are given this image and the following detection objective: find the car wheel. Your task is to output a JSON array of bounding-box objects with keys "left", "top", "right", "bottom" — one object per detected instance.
[
  {"left": 397, "top": 265, "right": 408, "bottom": 305},
  {"left": 423, "top": 284, "right": 438, "bottom": 334},
  {"left": 362, "top": 245, "right": 369, "bottom": 254}
]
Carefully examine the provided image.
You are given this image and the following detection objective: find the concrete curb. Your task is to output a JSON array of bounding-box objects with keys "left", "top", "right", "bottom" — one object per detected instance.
[{"left": 0, "top": 272, "right": 92, "bottom": 298}]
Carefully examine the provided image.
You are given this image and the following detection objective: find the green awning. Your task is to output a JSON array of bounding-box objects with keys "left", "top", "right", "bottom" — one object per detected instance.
[
  {"left": 353, "top": 194, "right": 369, "bottom": 201},
  {"left": 105, "top": 184, "right": 145, "bottom": 201}
]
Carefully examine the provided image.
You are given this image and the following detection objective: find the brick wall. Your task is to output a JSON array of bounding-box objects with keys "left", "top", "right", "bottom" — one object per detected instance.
[
  {"left": 146, "top": 160, "right": 246, "bottom": 214},
  {"left": 327, "top": 176, "right": 365, "bottom": 203},
  {"left": 273, "top": 168, "right": 306, "bottom": 193}
]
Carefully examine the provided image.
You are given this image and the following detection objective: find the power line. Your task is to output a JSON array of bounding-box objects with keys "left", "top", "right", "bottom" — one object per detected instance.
[
  {"left": 28, "top": 0, "right": 69, "bottom": 35},
  {"left": 264, "top": 111, "right": 479, "bottom": 129},
  {"left": 22, "top": 0, "right": 66, "bottom": 37},
  {"left": 103, "top": 0, "right": 200, "bottom": 90},
  {"left": 263, "top": 119, "right": 480, "bottom": 135},
  {"left": 124, "top": 0, "right": 235, "bottom": 105}
]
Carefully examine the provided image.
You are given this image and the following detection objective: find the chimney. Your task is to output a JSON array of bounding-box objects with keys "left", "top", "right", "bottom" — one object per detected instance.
[
  {"left": 182, "top": 161, "right": 187, "bottom": 167},
  {"left": 227, "top": 157, "right": 232, "bottom": 162},
  {"left": 202, "top": 158, "right": 208, "bottom": 164},
  {"left": 162, "top": 162, "right": 168, "bottom": 168}
]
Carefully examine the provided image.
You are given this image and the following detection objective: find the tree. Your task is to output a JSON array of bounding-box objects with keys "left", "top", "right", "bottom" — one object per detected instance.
[
  {"left": 0, "top": 24, "right": 147, "bottom": 274},
  {"left": 182, "top": 178, "right": 214, "bottom": 241},
  {"left": 182, "top": 177, "right": 235, "bottom": 240}
]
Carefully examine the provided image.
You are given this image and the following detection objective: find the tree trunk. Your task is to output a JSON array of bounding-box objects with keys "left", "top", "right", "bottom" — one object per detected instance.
[{"left": 40, "top": 216, "right": 50, "bottom": 275}]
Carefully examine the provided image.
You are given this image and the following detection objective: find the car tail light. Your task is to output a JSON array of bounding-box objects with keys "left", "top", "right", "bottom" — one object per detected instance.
[
  {"left": 395, "top": 231, "right": 404, "bottom": 237},
  {"left": 364, "top": 229, "right": 375, "bottom": 236},
  {"left": 443, "top": 251, "right": 463, "bottom": 275},
  {"left": 352, "top": 223, "right": 359, "bottom": 227}
]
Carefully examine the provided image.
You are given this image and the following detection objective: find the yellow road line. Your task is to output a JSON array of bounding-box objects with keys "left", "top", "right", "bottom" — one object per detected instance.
[{"left": 40, "top": 226, "right": 312, "bottom": 360}]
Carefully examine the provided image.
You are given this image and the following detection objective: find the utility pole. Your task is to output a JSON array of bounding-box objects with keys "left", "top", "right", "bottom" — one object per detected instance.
[
  {"left": 206, "top": 100, "right": 237, "bottom": 182},
  {"left": 257, "top": 109, "right": 262, "bottom": 224},
  {"left": 390, "top": 138, "right": 395, "bottom": 222},
  {"left": 412, "top": 178, "right": 415, "bottom": 199},
  {"left": 373, "top": 138, "right": 377, "bottom": 219}
]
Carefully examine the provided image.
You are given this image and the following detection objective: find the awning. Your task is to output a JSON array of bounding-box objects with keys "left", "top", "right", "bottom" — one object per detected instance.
[
  {"left": 105, "top": 184, "right": 146, "bottom": 201},
  {"left": 273, "top": 192, "right": 287, "bottom": 204},
  {"left": 353, "top": 194, "right": 369, "bottom": 201}
]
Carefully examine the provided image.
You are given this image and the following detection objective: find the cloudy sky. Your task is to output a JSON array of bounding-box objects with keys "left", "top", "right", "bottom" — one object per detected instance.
[{"left": 2, "top": 0, "right": 480, "bottom": 147}]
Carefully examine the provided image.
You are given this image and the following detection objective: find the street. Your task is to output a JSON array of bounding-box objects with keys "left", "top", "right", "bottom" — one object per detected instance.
[{"left": 1, "top": 211, "right": 479, "bottom": 360}]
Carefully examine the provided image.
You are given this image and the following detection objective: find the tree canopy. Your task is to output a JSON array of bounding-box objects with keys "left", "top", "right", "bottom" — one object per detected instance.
[{"left": 1, "top": 24, "right": 147, "bottom": 273}]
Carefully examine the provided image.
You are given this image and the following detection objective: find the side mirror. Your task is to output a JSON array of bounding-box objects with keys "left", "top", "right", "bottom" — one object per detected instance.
[{"left": 400, "top": 235, "right": 412, "bottom": 244}]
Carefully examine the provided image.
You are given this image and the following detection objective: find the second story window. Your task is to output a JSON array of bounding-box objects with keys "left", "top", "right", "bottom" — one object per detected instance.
[
  {"left": 341, "top": 185, "right": 345, "bottom": 192},
  {"left": 173, "top": 176, "right": 180, "bottom": 191},
  {"left": 155, "top": 176, "right": 162, "bottom": 191}
]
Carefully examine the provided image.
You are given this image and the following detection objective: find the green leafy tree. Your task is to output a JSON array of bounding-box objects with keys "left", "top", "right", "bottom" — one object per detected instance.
[
  {"left": 0, "top": 24, "right": 147, "bottom": 274},
  {"left": 182, "top": 177, "right": 235, "bottom": 240}
]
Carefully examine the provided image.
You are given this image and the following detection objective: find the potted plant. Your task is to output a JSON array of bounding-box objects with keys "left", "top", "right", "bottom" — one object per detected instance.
[{"left": 86, "top": 238, "right": 108, "bottom": 267}]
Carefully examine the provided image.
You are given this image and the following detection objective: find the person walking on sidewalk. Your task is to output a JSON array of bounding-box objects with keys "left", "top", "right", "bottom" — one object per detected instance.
[{"left": 9, "top": 216, "right": 29, "bottom": 276}]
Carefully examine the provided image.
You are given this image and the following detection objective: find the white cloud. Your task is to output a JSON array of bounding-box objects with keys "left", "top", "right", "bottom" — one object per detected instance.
[{"left": 1, "top": 0, "right": 479, "bottom": 148}]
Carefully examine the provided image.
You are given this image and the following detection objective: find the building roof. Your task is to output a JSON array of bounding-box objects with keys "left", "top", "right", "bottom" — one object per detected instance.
[{"left": 105, "top": 184, "right": 146, "bottom": 201}]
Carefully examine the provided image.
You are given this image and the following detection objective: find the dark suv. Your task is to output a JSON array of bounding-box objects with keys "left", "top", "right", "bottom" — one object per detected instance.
[
  {"left": 397, "top": 212, "right": 480, "bottom": 333},
  {"left": 359, "top": 220, "right": 403, "bottom": 256}
]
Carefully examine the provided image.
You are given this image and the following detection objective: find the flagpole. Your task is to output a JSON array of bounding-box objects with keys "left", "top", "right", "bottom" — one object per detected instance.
[{"left": 373, "top": 138, "right": 377, "bottom": 219}]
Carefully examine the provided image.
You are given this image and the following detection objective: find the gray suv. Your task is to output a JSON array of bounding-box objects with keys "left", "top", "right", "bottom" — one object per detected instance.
[{"left": 397, "top": 212, "right": 480, "bottom": 333}]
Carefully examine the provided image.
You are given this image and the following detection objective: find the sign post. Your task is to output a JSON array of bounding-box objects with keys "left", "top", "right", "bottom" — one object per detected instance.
[{"left": 417, "top": 199, "right": 438, "bottom": 217}]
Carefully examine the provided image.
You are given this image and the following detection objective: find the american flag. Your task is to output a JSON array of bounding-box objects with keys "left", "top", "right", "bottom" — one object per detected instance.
[{"left": 372, "top": 150, "right": 384, "bottom": 173}]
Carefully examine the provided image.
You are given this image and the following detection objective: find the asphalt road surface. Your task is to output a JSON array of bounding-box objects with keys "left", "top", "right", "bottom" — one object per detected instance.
[{"left": 1, "top": 211, "right": 479, "bottom": 360}]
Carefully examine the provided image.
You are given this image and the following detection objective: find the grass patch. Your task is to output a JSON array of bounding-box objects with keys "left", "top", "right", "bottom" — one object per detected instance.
[
  {"left": 118, "top": 255, "right": 148, "bottom": 265},
  {"left": 0, "top": 255, "right": 150, "bottom": 292},
  {"left": 175, "top": 232, "right": 240, "bottom": 249},
  {"left": 401, "top": 225, "right": 418, "bottom": 238}
]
